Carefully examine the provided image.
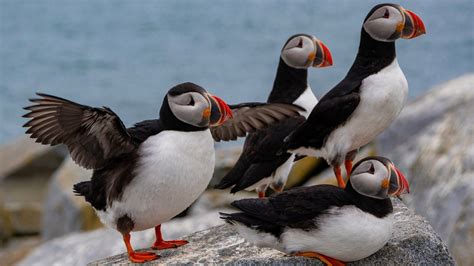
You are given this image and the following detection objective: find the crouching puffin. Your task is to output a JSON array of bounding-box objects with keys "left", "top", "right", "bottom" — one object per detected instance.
[
  {"left": 281, "top": 3, "right": 426, "bottom": 188},
  {"left": 221, "top": 156, "right": 409, "bottom": 265},
  {"left": 214, "top": 34, "right": 333, "bottom": 198},
  {"left": 22, "top": 83, "right": 303, "bottom": 263}
]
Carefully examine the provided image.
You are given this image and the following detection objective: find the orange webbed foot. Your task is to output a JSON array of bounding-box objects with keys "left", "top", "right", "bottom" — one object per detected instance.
[
  {"left": 152, "top": 239, "right": 188, "bottom": 250},
  {"left": 128, "top": 251, "right": 159, "bottom": 263},
  {"left": 294, "top": 251, "right": 345, "bottom": 266}
]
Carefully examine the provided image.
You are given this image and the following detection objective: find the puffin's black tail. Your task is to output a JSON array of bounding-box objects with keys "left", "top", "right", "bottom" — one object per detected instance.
[
  {"left": 73, "top": 181, "right": 91, "bottom": 197},
  {"left": 220, "top": 212, "right": 263, "bottom": 226},
  {"left": 220, "top": 212, "right": 283, "bottom": 236},
  {"left": 214, "top": 159, "right": 249, "bottom": 190}
]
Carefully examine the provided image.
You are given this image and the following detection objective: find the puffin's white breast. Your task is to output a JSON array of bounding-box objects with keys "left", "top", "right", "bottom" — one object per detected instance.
[
  {"left": 293, "top": 86, "right": 318, "bottom": 119},
  {"left": 97, "top": 129, "right": 215, "bottom": 231},
  {"left": 321, "top": 59, "right": 408, "bottom": 163},
  {"left": 281, "top": 206, "right": 394, "bottom": 262}
]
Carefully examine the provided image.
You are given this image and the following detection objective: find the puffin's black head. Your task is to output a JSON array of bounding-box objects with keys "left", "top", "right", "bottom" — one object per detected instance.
[
  {"left": 348, "top": 156, "right": 409, "bottom": 199},
  {"left": 280, "top": 33, "right": 333, "bottom": 69},
  {"left": 363, "top": 3, "right": 426, "bottom": 42},
  {"left": 161, "top": 82, "right": 232, "bottom": 131}
]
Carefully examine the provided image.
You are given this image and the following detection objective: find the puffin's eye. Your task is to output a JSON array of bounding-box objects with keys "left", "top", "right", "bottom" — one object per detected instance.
[
  {"left": 188, "top": 97, "right": 195, "bottom": 106},
  {"left": 297, "top": 38, "right": 303, "bottom": 48},
  {"left": 383, "top": 9, "right": 390, "bottom": 18},
  {"left": 368, "top": 163, "right": 375, "bottom": 174}
]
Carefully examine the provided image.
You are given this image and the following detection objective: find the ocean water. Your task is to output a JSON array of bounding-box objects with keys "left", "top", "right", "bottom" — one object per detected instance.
[{"left": 0, "top": 0, "right": 473, "bottom": 144}]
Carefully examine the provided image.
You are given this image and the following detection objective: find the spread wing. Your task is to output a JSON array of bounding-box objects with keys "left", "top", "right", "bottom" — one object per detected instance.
[
  {"left": 211, "top": 102, "right": 304, "bottom": 142},
  {"left": 23, "top": 93, "right": 137, "bottom": 169}
]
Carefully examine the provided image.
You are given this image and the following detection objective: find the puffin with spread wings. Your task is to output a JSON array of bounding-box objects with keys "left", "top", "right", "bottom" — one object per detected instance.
[{"left": 23, "top": 82, "right": 302, "bottom": 263}]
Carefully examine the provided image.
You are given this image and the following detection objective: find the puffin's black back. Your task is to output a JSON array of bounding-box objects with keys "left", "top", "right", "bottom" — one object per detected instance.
[{"left": 222, "top": 183, "right": 393, "bottom": 237}]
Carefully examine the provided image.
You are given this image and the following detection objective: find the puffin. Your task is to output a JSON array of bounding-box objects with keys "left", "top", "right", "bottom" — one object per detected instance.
[
  {"left": 22, "top": 82, "right": 303, "bottom": 263},
  {"left": 214, "top": 33, "right": 333, "bottom": 198},
  {"left": 221, "top": 156, "right": 409, "bottom": 265},
  {"left": 281, "top": 3, "right": 426, "bottom": 188}
]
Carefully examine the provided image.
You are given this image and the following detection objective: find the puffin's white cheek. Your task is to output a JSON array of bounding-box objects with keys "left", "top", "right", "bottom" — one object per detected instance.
[
  {"left": 171, "top": 103, "right": 208, "bottom": 127},
  {"left": 364, "top": 19, "right": 398, "bottom": 42},
  {"left": 281, "top": 45, "right": 313, "bottom": 69}
]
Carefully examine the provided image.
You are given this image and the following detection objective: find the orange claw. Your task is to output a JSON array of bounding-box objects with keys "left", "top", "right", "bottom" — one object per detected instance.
[
  {"left": 152, "top": 225, "right": 188, "bottom": 250},
  {"left": 123, "top": 233, "right": 159, "bottom": 263},
  {"left": 294, "top": 251, "right": 346, "bottom": 266}
]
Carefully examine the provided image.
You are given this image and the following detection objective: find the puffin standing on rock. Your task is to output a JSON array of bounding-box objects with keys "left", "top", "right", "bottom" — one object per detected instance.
[
  {"left": 214, "top": 34, "right": 333, "bottom": 198},
  {"left": 22, "top": 83, "right": 303, "bottom": 263},
  {"left": 221, "top": 156, "right": 409, "bottom": 265},
  {"left": 281, "top": 3, "right": 426, "bottom": 188}
]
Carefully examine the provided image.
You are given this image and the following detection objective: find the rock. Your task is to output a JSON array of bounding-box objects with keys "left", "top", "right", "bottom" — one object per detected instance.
[
  {"left": 0, "top": 236, "right": 41, "bottom": 266},
  {"left": 89, "top": 199, "right": 453, "bottom": 265},
  {"left": 18, "top": 210, "right": 227, "bottom": 266},
  {"left": 210, "top": 146, "right": 242, "bottom": 188},
  {"left": 42, "top": 157, "right": 102, "bottom": 240},
  {"left": 377, "top": 74, "right": 474, "bottom": 265},
  {"left": 0, "top": 137, "right": 65, "bottom": 234},
  {"left": 0, "top": 137, "right": 64, "bottom": 179},
  {"left": 0, "top": 202, "right": 13, "bottom": 246},
  {"left": 286, "top": 156, "right": 323, "bottom": 188}
]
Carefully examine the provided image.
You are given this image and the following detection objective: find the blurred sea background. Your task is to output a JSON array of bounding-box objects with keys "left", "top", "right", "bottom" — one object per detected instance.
[{"left": 0, "top": 0, "right": 473, "bottom": 144}]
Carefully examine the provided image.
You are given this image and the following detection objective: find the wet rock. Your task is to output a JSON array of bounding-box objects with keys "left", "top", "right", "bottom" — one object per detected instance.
[
  {"left": 377, "top": 74, "right": 474, "bottom": 265},
  {"left": 42, "top": 157, "right": 102, "bottom": 240},
  {"left": 18, "top": 211, "right": 227, "bottom": 266},
  {"left": 89, "top": 199, "right": 453, "bottom": 265}
]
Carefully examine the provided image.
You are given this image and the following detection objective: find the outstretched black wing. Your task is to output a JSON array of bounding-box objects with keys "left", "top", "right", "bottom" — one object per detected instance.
[
  {"left": 23, "top": 93, "right": 137, "bottom": 169},
  {"left": 211, "top": 102, "right": 304, "bottom": 142}
]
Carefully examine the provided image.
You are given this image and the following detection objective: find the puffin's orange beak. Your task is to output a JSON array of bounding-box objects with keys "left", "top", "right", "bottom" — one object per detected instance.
[
  {"left": 209, "top": 94, "right": 233, "bottom": 126},
  {"left": 401, "top": 8, "right": 426, "bottom": 39},
  {"left": 312, "top": 39, "right": 333, "bottom": 68},
  {"left": 388, "top": 165, "right": 410, "bottom": 196}
]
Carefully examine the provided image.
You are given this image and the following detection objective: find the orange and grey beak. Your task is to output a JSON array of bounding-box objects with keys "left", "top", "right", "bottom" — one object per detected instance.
[
  {"left": 388, "top": 164, "right": 410, "bottom": 196},
  {"left": 208, "top": 94, "right": 233, "bottom": 126},
  {"left": 401, "top": 8, "right": 426, "bottom": 39},
  {"left": 311, "top": 39, "right": 333, "bottom": 68}
]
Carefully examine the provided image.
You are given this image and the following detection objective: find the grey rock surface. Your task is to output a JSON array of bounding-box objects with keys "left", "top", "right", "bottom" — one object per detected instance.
[
  {"left": 89, "top": 199, "right": 453, "bottom": 265},
  {"left": 378, "top": 73, "right": 474, "bottom": 265},
  {"left": 42, "top": 157, "right": 103, "bottom": 240},
  {"left": 18, "top": 210, "right": 227, "bottom": 266}
]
